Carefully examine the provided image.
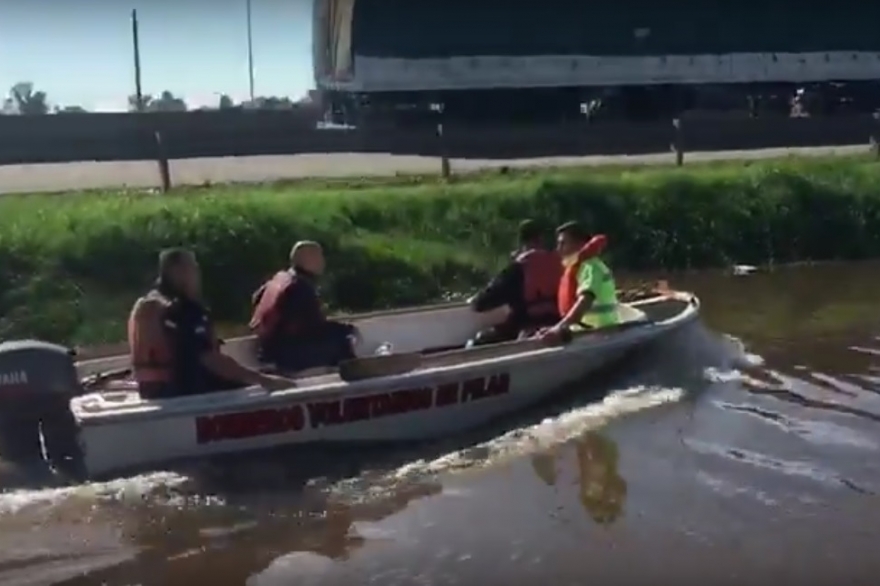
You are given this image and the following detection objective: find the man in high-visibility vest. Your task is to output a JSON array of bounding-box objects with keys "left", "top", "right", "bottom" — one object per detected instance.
[{"left": 538, "top": 221, "right": 620, "bottom": 344}]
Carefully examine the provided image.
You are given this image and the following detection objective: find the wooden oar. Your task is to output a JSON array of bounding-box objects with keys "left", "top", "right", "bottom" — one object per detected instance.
[{"left": 338, "top": 352, "right": 423, "bottom": 383}]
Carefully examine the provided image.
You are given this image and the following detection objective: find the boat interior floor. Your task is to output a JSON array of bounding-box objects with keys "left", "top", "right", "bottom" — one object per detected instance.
[{"left": 87, "top": 297, "right": 689, "bottom": 398}]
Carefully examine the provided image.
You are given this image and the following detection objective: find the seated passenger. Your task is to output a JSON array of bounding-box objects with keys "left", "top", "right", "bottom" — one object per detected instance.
[
  {"left": 128, "top": 248, "right": 297, "bottom": 399},
  {"left": 250, "top": 241, "right": 358, "bottom": 373},
  {"left": 538, "top": 221, "right": 620, "bottom": 344},
  {"left": 468, "top": 220, "right": 562, "bottom": 346}
]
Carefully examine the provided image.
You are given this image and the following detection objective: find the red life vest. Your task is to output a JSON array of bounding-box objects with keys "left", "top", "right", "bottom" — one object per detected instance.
[
  {"left": 128, "top": 291, "right": 175, "bottom": 386},
  {"left": 249, "top": 270, "right": 302, "bottom": 341},
  {"left": 515, "top": 248, "right": 563, "bottom": 318},
  {"left": 557, "top": 234, "right": 608, "bottom": 316}
]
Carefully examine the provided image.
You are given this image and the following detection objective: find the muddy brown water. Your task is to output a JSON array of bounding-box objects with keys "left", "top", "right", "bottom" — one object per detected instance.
[{"left": 3, "top": 262, "right": 880, "bottom": 586}]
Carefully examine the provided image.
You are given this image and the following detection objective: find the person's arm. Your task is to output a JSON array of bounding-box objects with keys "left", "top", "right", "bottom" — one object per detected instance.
[
  {"left": 251, "top": 283, "right": 267, "bottom": 306},
  {"left": 131, "top": 298, "right": 168, "bottom": 359},
  {"left": 201, "top": 352, "right": 277, "bottom": 387},
  {"left": 470, "top": 262, "right": 523, "bottom": 313},
  {"left": 555, "top": 291, "right": 595, "bottom": 329},
  {"left": 166, "top": 305, "right": 287, "bottom": 387},
  {"left": 552, "top": 263, "right": 596, "bottom": 329}
]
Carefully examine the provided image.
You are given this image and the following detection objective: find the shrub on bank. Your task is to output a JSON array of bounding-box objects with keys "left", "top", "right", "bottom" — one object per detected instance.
[{"left": 2, "top": 156, "right": 880, "bottom": 346}]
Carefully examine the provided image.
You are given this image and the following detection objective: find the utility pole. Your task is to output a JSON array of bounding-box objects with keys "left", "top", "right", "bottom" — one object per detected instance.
[
  {"left": 131, "top": 9, "right": 144, "bottom": 111},
  {"left": 246, "top": 0, "right": 255, "bottom": 101}
]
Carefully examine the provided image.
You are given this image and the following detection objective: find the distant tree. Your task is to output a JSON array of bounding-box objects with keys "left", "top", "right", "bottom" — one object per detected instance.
[
  {"left": 243, "top": 96, "right": 294, "bottom": 110},
  {"left": 298, "top": 90, "right": 320, "bottom": 105},
  {"left": 218, "top": 94, "right": 236, "bottom": 109},
  {"left": 7, "top": 82, "right": 49, "bottom": 115},
  {"left": 128, "top": 93, "right": 148, "bottom": 112},
  {"left": 152, "top": 90, "right": 187, "bottom": 112},
  {"left": 127, "top": 90, "right": 188, "bottom": 112}
]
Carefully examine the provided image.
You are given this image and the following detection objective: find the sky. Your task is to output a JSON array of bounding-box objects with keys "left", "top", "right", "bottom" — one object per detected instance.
[{"left": 0, "top": 0, "right": 315, "bottom": 111}]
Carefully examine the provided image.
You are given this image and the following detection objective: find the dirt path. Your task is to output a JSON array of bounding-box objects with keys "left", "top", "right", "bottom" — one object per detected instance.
[{"left": 0, "top": 144, "right": 867, "bottom": 195}]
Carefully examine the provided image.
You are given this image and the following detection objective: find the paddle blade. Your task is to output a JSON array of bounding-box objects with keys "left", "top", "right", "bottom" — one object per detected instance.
[{"left": 339, "top": 352, "right": 423, "bottom": 382}]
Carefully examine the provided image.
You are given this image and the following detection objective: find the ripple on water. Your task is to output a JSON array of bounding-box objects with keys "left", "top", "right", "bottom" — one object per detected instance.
[
  {"left": 696, "top": 471, "right": 778, "bottom": 506},
  {"left": 685, "top": 438, "right": 874, "bottom": 494},
  {"left": 714, "top": 400, "right": 880, "bottom": 450}
]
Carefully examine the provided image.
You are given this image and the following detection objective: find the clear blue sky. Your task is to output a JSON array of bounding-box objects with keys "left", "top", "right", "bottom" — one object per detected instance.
[{"left": 0, "top": 0, "right": 315, "bottom": 111}]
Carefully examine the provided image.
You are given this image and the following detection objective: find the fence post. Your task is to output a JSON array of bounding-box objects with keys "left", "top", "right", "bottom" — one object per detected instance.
[
  {"left": 438, "top": 122, "right": 451, "bottom": 179},
  {"left": 154, "top": 131, "right": 171, "bottom": 192},
  {"left": 871, "top": 112, "right": 880, "bottom": 159},
  {"left": 432, "top": 102, "right": 451, "bottom": 179},
  {"left": 671, "top": 118, "right": 684, "bottom": 166}
]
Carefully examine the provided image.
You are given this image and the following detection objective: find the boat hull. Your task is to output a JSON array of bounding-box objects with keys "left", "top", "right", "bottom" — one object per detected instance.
[{"left": 70, "top": 293, "right": 699, "bottom": 479}]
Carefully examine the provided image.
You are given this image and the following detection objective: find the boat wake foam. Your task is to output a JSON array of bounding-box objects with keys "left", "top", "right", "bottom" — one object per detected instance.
[
  {"left": 325, "top": 322, "right": 754, "bottom": 504},
  {"left": 0, "top": 471, "right": 193, "bottom": 516}
]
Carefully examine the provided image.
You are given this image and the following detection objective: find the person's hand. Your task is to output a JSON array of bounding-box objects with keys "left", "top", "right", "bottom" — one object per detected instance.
[
  {"left": 538, "top": 325, "right": 566, "bottom": 345},
  {"left": 258, "top": 374, "right": 297, "bottom": 392},
  {"left": 346, "top": 324, "right": 362, "bottom": 346}
]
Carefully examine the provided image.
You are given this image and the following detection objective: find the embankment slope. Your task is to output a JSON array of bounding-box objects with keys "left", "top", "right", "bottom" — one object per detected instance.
[{"left": 2, "top": 155, "right": 879, "bottom": 346}]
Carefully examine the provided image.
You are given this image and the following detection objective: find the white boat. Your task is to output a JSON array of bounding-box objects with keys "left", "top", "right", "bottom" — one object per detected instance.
[{"left": 0, "top": 287, "right": 699, "bottom": 481}]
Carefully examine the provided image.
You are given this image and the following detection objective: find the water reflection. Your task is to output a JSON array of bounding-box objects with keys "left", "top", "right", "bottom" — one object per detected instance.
[
  {"left": 57, "top": 479, "right": 442, "bottom": 585},
  {"left": 530, "top": 431, "right": 627, "bottom": 526},
  {"left": 575, "top": 433, "right": 627, "bottom": 525}
]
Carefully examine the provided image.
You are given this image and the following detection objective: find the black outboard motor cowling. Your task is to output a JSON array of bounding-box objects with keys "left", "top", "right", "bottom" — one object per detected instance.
[{"left": 0, "top": 340, "right": 85, "bottom": 479}]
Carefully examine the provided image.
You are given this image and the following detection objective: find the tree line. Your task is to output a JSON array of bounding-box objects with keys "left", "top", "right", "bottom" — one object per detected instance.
[{"left": 1, "top": 82, "right": 314, "bottom": 115}]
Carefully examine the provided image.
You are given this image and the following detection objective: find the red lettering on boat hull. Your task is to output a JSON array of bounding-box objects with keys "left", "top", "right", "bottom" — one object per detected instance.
[
  {"left": 307, "top": 386, "right": 434, "bottom": 429},
  {"left": 195, "top": 372, "right": 511, "bottom": 444},
  {"left": 196, "top": 405, "right": 305, "bottom": 444}
]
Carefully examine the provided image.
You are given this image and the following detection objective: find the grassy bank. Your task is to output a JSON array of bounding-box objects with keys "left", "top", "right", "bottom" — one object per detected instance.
[{"left": 2, "top": 156, "right": 880, "bottom": 347}]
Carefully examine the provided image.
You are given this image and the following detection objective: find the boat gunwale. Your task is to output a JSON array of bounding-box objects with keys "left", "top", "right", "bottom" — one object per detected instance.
[
  {"left": 71, "top": 293, "right": 699, "bottom": 427},
  {"left": 74, "top": 300, "right": 468, "bottom": 362},
  {"left": 75, "top": 292, "right": 696, "bottom": 368}
]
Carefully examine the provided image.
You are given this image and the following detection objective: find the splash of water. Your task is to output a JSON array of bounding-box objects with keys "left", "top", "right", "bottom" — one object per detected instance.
[
  {"left": 327, "top": 323, "right": 749, "bottom": 504},
  {"left": 385, "top": 385, "right": 682, "bottom": 477},
  {"left": 0, "top": 471, "right": 194, "bottom": 516}
]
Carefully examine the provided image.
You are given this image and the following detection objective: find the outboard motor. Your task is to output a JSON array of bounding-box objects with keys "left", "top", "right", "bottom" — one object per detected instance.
[{"left": 0, "top": 340, "right": 85, "bottom": 480}]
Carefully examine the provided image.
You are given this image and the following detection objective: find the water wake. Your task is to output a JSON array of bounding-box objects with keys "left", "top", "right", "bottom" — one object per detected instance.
[{"left": 326, "top": 322, "right": 752, "bottom": 503}]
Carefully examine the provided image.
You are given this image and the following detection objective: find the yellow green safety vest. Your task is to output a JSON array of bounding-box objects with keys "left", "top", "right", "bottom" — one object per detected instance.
[{"left": 577, "top": 257, "right": 620, "bottom": 329}]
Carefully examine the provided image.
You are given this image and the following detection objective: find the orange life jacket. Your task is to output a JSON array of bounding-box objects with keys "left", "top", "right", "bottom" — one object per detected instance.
[
  {"left": 249, "top": 270, "right": 301, "bottom": 341},
  {"left": 128, "top": 291, "right": 174, "bottom": 385},
  {"left": 557, "top": 234, "right": 608, "bottom": 317},
  {"left": 515, "top": 248, "right": 563, "bottom": 318}
]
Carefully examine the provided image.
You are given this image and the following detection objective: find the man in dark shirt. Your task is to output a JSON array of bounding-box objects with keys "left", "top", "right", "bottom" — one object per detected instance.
[
  {"left": 468, "top": 220, "right": 562, "bottom": 346},
  {"left": 129, "top": 248, "right": 296, "bottom": 399},
  {"left": 250, "top": 241, "right": 358, "bottom": 373}
]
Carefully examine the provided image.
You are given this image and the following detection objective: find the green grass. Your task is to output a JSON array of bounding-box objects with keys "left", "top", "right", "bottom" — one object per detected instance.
[{"left": 3, "top": 155, "right": 880, "bottom": 347}]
